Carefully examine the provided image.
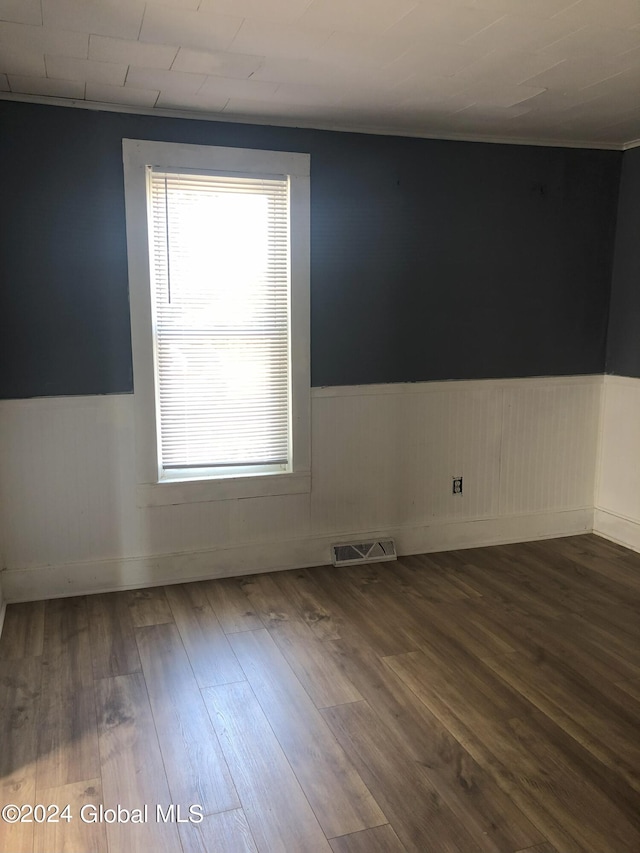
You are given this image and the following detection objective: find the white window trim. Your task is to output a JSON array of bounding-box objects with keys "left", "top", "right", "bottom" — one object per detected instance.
[{"left": 122, "top": 139, "right": 311, "bottom": 505}]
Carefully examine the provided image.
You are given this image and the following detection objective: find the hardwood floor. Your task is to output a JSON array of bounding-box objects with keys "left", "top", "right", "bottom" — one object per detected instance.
[{"left": 1, "top": 533, "right": 640, "bottom": 852}]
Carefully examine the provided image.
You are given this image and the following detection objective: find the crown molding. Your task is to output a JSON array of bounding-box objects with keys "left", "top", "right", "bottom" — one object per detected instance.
[{"left": 0, "top": 92, "right": 627, "bottom": 151}]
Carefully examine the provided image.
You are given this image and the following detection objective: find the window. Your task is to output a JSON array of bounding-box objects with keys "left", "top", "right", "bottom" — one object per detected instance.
[{"left": 123, "top": 140, "right": 310, "bottom": 504}]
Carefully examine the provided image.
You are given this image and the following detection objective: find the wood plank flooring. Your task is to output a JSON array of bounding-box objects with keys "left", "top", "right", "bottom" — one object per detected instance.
[{"left": 1, "top": 533, "right": 640, "bottom": 852}]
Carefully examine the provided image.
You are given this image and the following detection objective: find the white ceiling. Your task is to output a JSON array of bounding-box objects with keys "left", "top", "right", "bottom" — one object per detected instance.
[{"left": 2, "top": 0, "right": 640, "bottom": 147}]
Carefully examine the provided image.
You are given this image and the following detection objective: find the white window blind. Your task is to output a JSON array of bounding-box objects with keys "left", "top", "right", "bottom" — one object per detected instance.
[{"left": 148, "top": 169, "right": 291, "bottom": 472}]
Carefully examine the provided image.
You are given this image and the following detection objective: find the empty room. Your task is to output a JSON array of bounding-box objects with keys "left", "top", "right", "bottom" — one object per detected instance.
[{"left": 2, "top": 1, "right": 640, "bottom": 851}]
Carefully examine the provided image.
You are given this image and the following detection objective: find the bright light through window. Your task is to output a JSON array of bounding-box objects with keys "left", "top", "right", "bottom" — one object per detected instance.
[{"left": 149, "top": 171, "right": 291, "bottom": 473}]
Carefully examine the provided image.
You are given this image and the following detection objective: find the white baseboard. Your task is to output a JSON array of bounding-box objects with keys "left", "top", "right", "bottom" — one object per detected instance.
[
  {"left": 0, "top": 508, "right": 594, "bottom": 603},
  {"left": 0, "top": 601, "right": 6, "bottom": 641},
  {"left": 593, "top": 507, "right": 640, "bottom": 554}
]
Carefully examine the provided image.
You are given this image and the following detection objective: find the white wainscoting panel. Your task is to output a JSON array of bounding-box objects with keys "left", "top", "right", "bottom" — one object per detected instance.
[
  {"left": 0, "top": 376, "right": 601, "bottom": 602},
  {"left": 594, "top": 374, "right": 640, "bottom": 552}
]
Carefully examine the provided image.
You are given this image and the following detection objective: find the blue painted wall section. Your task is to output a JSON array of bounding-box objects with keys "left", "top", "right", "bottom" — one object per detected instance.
[{"left": 0, "top": 100, "right": 622, "bottom": 397}]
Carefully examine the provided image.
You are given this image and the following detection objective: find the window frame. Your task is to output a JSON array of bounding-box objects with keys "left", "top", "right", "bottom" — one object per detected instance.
[{"left": 122, "top": 139, "right": 311, "bottom": 505}]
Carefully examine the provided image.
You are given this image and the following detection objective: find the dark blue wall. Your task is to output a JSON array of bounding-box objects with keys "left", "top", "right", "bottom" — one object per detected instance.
[
  {"left": 0, "top": 100, "right": 622, "bottom": 398},
  {"left": 606, "top": 145, "right": 640, "bottom": 378}
]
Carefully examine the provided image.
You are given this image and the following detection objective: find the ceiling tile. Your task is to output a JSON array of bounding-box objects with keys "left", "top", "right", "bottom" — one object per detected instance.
[
  {"left": 0, "top": 21, "right": 88, "bottom": 58},
  {"left": 522, "top": 54, "right": 637, "bottom": 91},
  {"left": 384, "top": 3, "right": 503, "bottom": 46},
  {"left": 456, "top": 80, "right": 547, "bottom": 108},
  {"left": 89, "top": 35, "right": 177, "bottom": 69},
  {"left": 271, "top": 81, "right": 343, "bottom": 104},
  {"left": 86, "top": 81, "right": 159, "bottom": 106},
  {"left": 42, "top": 0, "right": 90, "bottom": 32},
  {"left": 454, "top": 49, "right": 563, "bottom": 86},
  {"left": 8, "top": 74, "right": 84, "bottom": 97},
  {"left": 555, "top": 0, "right": 640, "bottom": 30},
  {"left": 43, "top": 0, "right": 146, "bottom": 39},
  {"left": 155, "top": 89, "right": 228, "bottom": 110},
  {"left": 87, "top": 1, "right": 146, "bottom": 40},
  {"left": 145, "top": 0, "right": 199, "bottom": 9},
  {"left": 465, "top": 0, "right": 579, "bottom": 17},
  {"left": 198, "top": 76, "right": 279, "bottom": 99},
  {"left": 125, "top": 66, "right": 206, "bottom": 94},
  {"left": 3, "top": 0, "right": 640, "bottom": 145},
  {"left": 0, "top": 44, "right": 45, "bottom": 77},
  {"left": 0, "top": 0, "right": 41, "bottom": 25},
  {"left": 200, "top": 0, "right": 313, "bottom": 23},
  {"left": 171, "top": 48, "right": 263, "bottom": 78},
  {"left": 229, "top": 18, "right": 333, "bottom": 60},
  {"left": 541, "top": 24, "right": 640, "bottom": 57},
  {"left": 250, "top": 56, "right": 363, "bottom": 86},
  {"left": 45, "top": 55, "right": 127, "bottom": 85},
  {"left": 383, "top": 41, "right": 488, "bottom": 83},
  {"left": 306, "top": 28, "right": 411, "bottom": 67},
  {"left": 462, "top": 13, "right": 581, "bottom": 53},
  {"left": 298, "top": 0, "right": 417, "bottom": 35},
  {"left": 140, "top": 6, "right": 243, "bottom": 52}
]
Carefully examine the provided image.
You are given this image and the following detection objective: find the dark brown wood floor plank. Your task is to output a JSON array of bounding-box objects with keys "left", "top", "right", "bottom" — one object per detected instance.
[
  {"left": 551, "top": 536, "right": 640, "bottom": 594},
  {"left": 238, "top": 572, "right": 366, "bottom": 707},
  {"left": 405, "top": 553, "right": 484, "bottom": 599},
  {"left": 274, "top": 568, "right": 345, "bottom": 640},
  {"left": 164, "top": 582, "right": 245, "bottom": 688},
  {"left": 0, "top": 657, "right": 42, "bottom": 853},
  {"left": 95, "top": 672, "right": 181, "bottom": 853},
  {"left": 241, "top": 571, "right": 362, "bottom": 707},
  {"left": 484, "top": 650, "right": 640, "bottom": 794},
  {"left": 126, "top": 586, "right": 174, "bottom": 628},
  {"left": 515, "top": 540, "right": 640, "bottom": 611},
  {"left": 322, "top": 700, "right": 495, "bottom": 853},
  {"left": 36, "top": 597, "right": 101, "bottom": 789},
  {"left": 515, "top": 844, "right": 559, "bottom": 853},
  {"left": 566, "top": 609, "right": 640, "bottom": 672},
  {"left": 330, "top": 824, "right": 407, "bottom": 852},
  {"left": 202, "top": 577, "right": 264, "bottom": 634},
  {"left": 203, "top": 681, "right": 332, "bottom": 852},
  {"left": 33, "top": 778, "right": 107, "bottom": 853},
  {"left": 616, "top": 678, "right": 640, "bottom": 702},
  {"left": 326, "top": 631, "right": 544, "bottom": 851},
  {"left": 365, "top": 566, "right": 516, "bottom": 663},
  {"left": 300, "top": 564, "right": 420, "bottom": 656},
  {"left": 374, "top": 556, "right": 470, "bottom": 605},
  {"left": 238, "top": 572, "right": 308, "bottom": 627},
  {"left": 178, "top": 808, "right": 258, "bottom": 853},
  {"left": 228, "top": 628, "right": 386, "bottom": 838},
  {"left": 488, "top": 600, "right": 640, "bottom": 687},
  {"left": 135, "top": 622, "right": 240, "bottom": 817},
  {"left": 505, "top": 714, "right": 640, "bottom": 851},
  {"left": 267, "top": 615, "right": 363, "bottom": 708},
  {"left": 385, "top": 649, "right": 640, "bottom": 853},
  {"left": 523, "top": 705, "right": 640, "bottom": 835},
  {"left": 87, "top": 592, "right": 142, "bottom": 679},
  {"left": 452, "top": 550, "right": 581, "bottom": 618},
  {"left": 0, "top": 600, "right": 45, "bottom": 659}
]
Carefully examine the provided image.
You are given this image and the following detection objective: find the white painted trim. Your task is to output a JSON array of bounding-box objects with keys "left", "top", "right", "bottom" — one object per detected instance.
[
  {"left": 313, "top": 374, "right": 604, "bottom": 398},
  {"left": 1, "top": 508, "right": 593, "bottom": 603},
  {"left": 122, "top": 138, "right": 311, "bottom": 501},
  {"left": 593, "top": 508, "right": 640, "bottom": 554},
  {"left": 138, "top": 471, "right": 311, "bottom": 506},
  {"left": 0, "top": 596, "right": 5, "bottom": 642},
  {"left": 622, "top": 138, "right": 640, "bottom": 150},
  {"left": 602, "top": 373, "right": 640, "bottom": 388},
  {"left": 0, "top": 374, "right": 604, "bottom": 407},
  {"left": 593, "top": 375, "right": 606, "bottom": 512},
  {"left": 0, "top": 93, "right": 626, "bottom": 151}
]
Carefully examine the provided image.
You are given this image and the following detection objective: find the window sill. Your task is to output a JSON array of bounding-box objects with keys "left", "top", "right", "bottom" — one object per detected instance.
[{"left": 137, "top": 470, "right": 311, "bottom": 507}]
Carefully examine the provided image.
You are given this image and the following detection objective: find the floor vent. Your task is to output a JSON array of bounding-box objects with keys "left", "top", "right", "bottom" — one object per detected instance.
[{"left": 332, "top": 539, "right": 397, "bottom": 567}]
